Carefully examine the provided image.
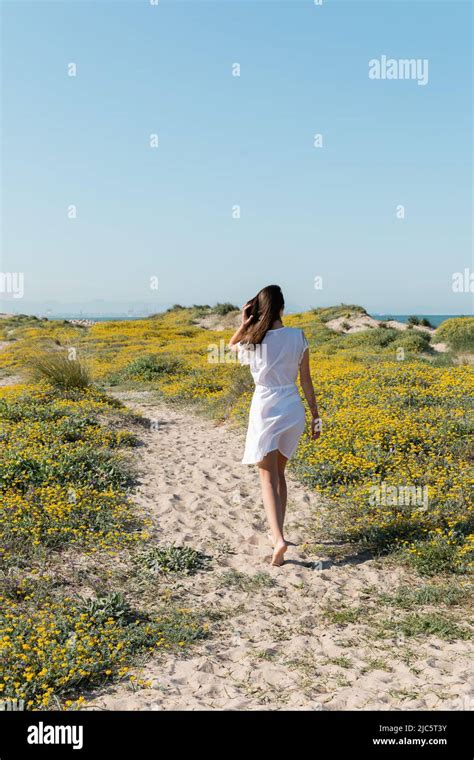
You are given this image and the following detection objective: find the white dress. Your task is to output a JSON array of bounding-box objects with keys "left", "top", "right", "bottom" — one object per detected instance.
[{"left": 238, "top": 327, "right": 309, "bottom": 465}]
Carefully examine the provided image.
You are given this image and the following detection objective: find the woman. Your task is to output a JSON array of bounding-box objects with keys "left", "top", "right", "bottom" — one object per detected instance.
[{"left": 229, "top": 285, "right": 321, "bottom": 567}]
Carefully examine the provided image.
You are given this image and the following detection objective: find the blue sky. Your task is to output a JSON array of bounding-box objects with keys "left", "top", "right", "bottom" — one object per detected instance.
[{"left": 1, "top": 0, "right": 472, "bottom": 315}]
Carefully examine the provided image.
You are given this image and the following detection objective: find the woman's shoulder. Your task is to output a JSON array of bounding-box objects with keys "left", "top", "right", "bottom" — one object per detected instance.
[
  {"left": 280, "top": 327, "right": 306, "bottom": 344},
  {"left": 264, "top": 326, "right": 304, "bottom": 339},
  {"left": 285, "top": 326, "right": 305, "bottom": 336}
]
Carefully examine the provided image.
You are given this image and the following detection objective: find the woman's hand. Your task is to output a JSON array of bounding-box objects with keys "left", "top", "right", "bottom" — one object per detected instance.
[
  {"left": 241, "top": 301, "right": 254, "bottom": 329},
  {"left": 311, "top": 414, "right": 322, "bottom": 441}
]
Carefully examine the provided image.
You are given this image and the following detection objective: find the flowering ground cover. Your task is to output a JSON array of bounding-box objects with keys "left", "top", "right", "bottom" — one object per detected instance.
[{"left": 0, "top": 306, "right": 472, "bottom": 708}]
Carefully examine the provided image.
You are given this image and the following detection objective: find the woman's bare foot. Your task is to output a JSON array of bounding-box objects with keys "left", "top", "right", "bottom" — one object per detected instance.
[{"left": 271, "top": 540, "right": 287, "bottom": 567}]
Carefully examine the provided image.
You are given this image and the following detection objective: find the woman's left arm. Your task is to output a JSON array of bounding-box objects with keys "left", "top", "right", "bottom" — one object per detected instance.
[{"left": 299, "top": 349, "right": 321, "bottom": 440}]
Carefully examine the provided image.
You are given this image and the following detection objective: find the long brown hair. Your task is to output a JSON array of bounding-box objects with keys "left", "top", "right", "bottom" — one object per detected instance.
[{"left": 240, "top": 284, "right": 285, "bottom": 345}]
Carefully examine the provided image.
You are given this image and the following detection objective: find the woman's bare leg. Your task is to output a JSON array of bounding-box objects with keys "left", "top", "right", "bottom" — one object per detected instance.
[
  {"left": 265, "top": 451, "right": 289, "bottom": 548},
  {"left": 277, "top": 451, "right": 288, "bottom": 525},
  {"left": 258, "top": 450, "right": 287, "bottom": 566}
]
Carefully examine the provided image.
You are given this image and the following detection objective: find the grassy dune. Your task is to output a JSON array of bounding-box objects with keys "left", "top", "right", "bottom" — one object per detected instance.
[{"left": 0, "top": 305, "right": 473, "bottom": 708}]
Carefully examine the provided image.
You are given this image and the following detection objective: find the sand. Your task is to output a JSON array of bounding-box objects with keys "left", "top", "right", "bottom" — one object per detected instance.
[
  {"left": 84, "top": 392, "right": 473, "bottom": 712},
  {"left": 325, "top": 314, "right": 436, "bottom": 337},
  {"left": 192, "top": 311, "right": 241, "bottom": 331}
]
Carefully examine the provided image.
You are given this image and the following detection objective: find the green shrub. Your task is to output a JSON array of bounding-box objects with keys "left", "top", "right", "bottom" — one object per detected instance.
[
  {"left": 138, "top": 545, "right": 211, "bottom": 575},
  {"left": 0, "top": 443, "right": 135, "bottom": 492},
  {"left": 429, "top": 353, "right": 455, "bottom": 368},
  {"left": 395, "top": 331, "right": 432, "bottom": 354},
  {"left": 314, "top": 304, "right": 367, "bottom": 323},
  {"left": 77, "top": 592, "right": 135, "bottom": 623},
  {"left": 30, "top": 352, "right": 91, "bottom": 389},
  {"left": 109, "top": 354, "right": 182, "bottom": 384},
  {"left": 344, "top": 328, "right": 398, "bottom": 349},
  {"left": 435, "top": 317, "right": 474, "bottom": 352},
  {"left": 405, "top": 533, "right": 472, "bottom": 576},
  {"left": 213, "top": 302, "right": 239, "bottom": 316}
]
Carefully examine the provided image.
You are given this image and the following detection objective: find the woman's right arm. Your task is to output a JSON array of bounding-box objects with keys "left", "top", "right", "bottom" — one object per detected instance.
[
  {"left": 228, "top": 302, "right": 254, "bottom": 349},
  {"left": 299, "top": 349, "right": 321, "bottom": 440}
]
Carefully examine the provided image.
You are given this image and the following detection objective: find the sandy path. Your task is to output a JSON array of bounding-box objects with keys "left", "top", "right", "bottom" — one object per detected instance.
[{"left": 86, "top": 392, "right": 472, "bottom": 712}]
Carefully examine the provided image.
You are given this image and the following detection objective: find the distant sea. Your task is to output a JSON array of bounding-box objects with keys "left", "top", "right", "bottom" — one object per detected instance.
[{"left": 370, "top": 315, "right": 470, "bottom": 328}]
